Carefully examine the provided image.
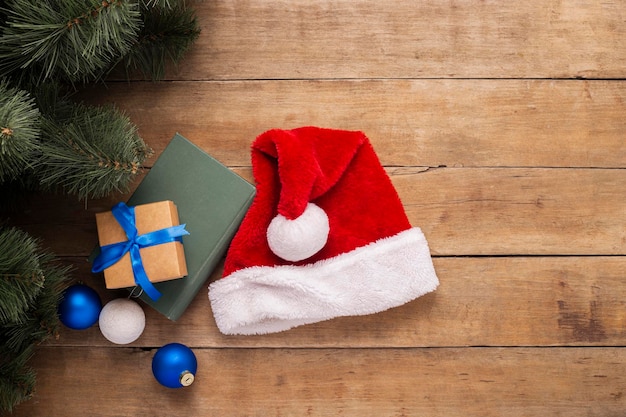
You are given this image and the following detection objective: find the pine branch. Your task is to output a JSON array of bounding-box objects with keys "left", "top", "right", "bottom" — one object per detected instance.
[
  {"left": 0, "top": 0, "right": 141, "bottom": 83},
  {"left": 0, "top": 227, "right": 46, "bottom": 326},
  {"left": 0, "top": 261, "right": 70, "bottom": 353},
  {"left": 123, "top": 2, "right": 200, "bottom": 80},
  {"left": 0, "top": 344, "right": 36, "bottom": 414},
  {"left": 0, "top": 226, "right": 70, "bottom": 414},
  {"left": 0, "top": 80, "right": 41, "bottom": 184},
  {"left": 29, "top": 80, "right": 78, "bottom": 125},
  {"left": 38, "top": 102, "right": 152, "bottom": 200}
]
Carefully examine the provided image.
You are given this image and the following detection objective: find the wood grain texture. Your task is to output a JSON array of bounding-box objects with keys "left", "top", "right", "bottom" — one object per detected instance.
[
  {"left": 49, "top": 256, "right": 626, "bottom": 348},
  {"left": 12, "top": 347, "right": 626, "bottom": 417},
  {"left": 164, "top": 1, "right": 626, "bottom": 79},
  {"left": 84, "top": 79, "right": 626, "bottom": 168},
  {"left": 397, "top": 167, "right": 626, "bottom": 256}
]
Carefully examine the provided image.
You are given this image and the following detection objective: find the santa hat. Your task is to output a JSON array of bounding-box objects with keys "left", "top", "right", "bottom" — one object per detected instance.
[{"left": 209, "top": 127, "right": 439, "bottom": 335}]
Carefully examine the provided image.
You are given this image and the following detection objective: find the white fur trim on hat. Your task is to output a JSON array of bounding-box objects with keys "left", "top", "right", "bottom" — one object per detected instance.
[
  {"left": 267, "top": 203, "right": 330, "bottom": 262},
  {"left": 209, "top": 227, "right": 439, "bottom": 335}
]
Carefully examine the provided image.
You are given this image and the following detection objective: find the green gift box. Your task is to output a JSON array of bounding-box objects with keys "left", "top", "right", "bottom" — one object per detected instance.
[{"left": 94, "top": 133, "right": 255, "bottom": 320}]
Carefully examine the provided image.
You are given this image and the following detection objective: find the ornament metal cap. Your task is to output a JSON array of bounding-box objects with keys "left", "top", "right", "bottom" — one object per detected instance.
[{"left": 180, "top": 371, "right": 195, "bottom": 386}]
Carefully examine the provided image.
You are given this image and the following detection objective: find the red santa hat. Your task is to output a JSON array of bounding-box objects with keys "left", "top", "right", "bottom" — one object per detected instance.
[{"left": 209, "top": 127, "right": 439, "bottom": 335}]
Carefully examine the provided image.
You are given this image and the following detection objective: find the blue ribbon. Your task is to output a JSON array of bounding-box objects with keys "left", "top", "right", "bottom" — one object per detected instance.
[{"left": 92, "top": 202, "right": 189, "bottom": 301}]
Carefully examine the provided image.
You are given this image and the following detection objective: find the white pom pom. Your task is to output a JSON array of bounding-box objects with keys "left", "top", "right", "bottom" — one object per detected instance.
[
  {"left": 267, "top": 203, "right": 329, "bottom": 262},
  {"left": 99, "top": 298, "right": 146, "bottom": 345}
]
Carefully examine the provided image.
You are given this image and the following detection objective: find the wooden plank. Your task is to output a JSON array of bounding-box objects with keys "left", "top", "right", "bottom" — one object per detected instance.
[
  {"left": 51, "top": 256, "right": 626, "bottom": 348},
  {"left": 167, "top": 1, "right": 626, "bottom": 80},
  {"left": 6, "top": 168, "right": 625, "bottom": 256},
  {"left": 398, "top": 167, "right": 626, "bottom": 256},
  {"left": 12, "top": 346, "right": 626, "bottom": 417},
  {"left": 83, "top": 79, "right": 626, "bottom": 168}
]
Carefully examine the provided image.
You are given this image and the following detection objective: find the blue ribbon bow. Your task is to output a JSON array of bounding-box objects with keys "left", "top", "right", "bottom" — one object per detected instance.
[{"left": 92, "top": 202, "right": 189, "bottom": 301}]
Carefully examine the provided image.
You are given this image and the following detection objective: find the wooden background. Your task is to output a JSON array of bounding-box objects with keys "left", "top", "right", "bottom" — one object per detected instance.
[{"left": 7, "top": 1, "right": 626, "bottom": 416}]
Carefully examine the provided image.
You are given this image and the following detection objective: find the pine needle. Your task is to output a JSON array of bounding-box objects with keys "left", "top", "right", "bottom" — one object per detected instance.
[
  {"left": 123, "top": 2, "right": 200, "bottom": 80},
  {"left": 0, "top": 80, "right": 41, "bottom": 183},
  {"left": 0, "top": 227, "right": 46, "bottom": 326},
  {"left": 0, "top": 0, "right": 141, "bottom": 83},
  {"left": 0, "top": 225, "right": 71, "bottom": 414},
  {"left": 38, "top": 102, "right": 152, "bottom": 200},
  {"left": 0, "top": 344, "right": 36, "bottom": 414}
]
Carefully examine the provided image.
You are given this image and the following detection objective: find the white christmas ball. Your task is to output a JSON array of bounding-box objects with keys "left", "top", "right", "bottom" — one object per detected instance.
[
  {"left": 99, "top": 298, "right": 146, "bottom": 344},
  {"left": 267, "top": 203, "right": 329, "bottom": 262}
]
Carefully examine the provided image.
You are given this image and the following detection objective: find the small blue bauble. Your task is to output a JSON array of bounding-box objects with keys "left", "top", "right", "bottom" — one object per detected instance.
[
  {"left": 152, "top": 343, "right": 198, "bottom": 388},
  {"left": 58, "top": 284, "right": 102, "bottom": 330}
]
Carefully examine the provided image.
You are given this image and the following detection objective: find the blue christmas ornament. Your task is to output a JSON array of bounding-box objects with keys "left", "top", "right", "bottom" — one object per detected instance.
[
  {"left": 58, "top": 284, "right": 102, "bottom": 330},
  {"left": 152, "top": 343, "right": 198, "bottom": 388}
]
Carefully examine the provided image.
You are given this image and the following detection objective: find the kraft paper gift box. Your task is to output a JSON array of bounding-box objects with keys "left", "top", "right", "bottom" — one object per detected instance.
[{"left": 94, "top": 200, "right": 188, "bottom": 291}]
